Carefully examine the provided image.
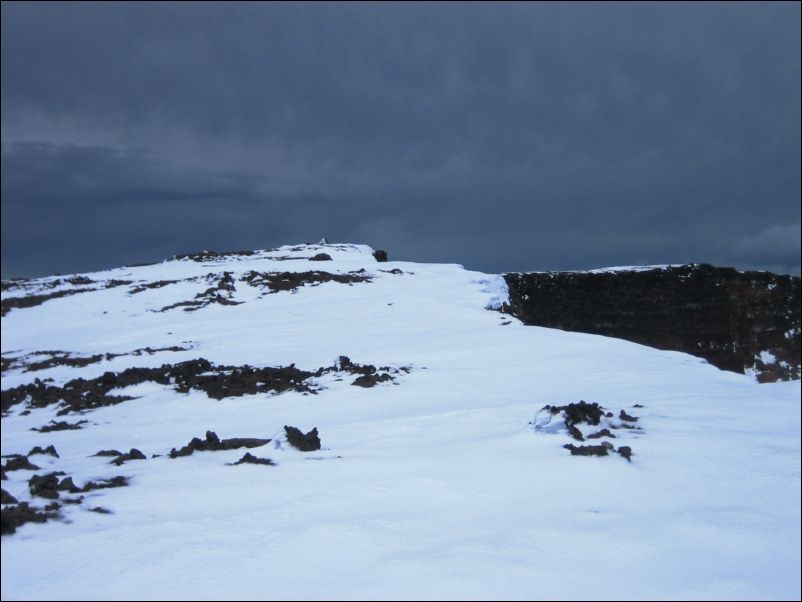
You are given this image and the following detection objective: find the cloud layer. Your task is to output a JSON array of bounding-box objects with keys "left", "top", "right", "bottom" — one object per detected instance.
[{"left": 2, "top": 3, "right": 799, "bottom": 277}]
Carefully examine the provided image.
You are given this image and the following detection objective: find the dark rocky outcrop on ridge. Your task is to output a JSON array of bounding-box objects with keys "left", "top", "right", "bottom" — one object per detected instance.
[{"left": 504, "top": 264, "right": 800, "bottom": 382}]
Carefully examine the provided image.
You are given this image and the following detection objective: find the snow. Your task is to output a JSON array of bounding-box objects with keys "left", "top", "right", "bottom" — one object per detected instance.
[
  {"left": 759, "top": 350, "right": 777, "bottom": 365},
  {"left": 2, "top": 243, "right": 800, "bottom": 601}
]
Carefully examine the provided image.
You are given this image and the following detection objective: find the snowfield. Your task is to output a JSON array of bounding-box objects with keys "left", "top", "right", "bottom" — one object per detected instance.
[{"left": 1, "top": 243, "right": 800, "bottom": 601}]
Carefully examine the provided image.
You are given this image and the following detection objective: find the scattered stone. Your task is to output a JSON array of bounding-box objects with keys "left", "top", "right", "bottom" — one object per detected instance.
[
  {"left": 619, "top": 410, "right": 639, "bottom": 422},
  {"left": 229, "top": 452, "right": 275, "bottom": 466},
  {"left": 563, "top": 442, "right": 614, "bottom": 457},
  {"left": 309, "top": 253, "right": 332, "bottom": 261},
  {"left": 6, "top": 346, "right": 192, "bottom": 373},
  {"left": 32, "top": 420, "right": 89, "bottom": 432},
  {"left": 1, "top": 489, "right": 18, "bottom": 505},
  {"left": 28, "top": 445, "right": 59, "bottom": 458},
  {"left": 337, "top": 356, "right": 377, "bottom": 375},
  {"left": 110, "top": 448, "right": 146, "bottom": 466},
  {"left": 284, "top": 426, "right": 321, "bottom": 452},
  {"left": 169, "top": 431, "right": 271, "bottom": 458},
  {"left": 241, "top": 270, "right": 372, "bottom": 294},
  {"left": 173, "top": 249, "right": 256, "bottom": 262},
  {"left": 1, "top": 502, "right": 61, "bottom": 535},
  {"left": 159, "top": 272, "right": 242, "bottom": 312},
  {"left": 3, "top": 456, "right": 41, "bottom": 472},
  {"left": 561, "top": 401, "right": 605, "bottom": 426},
  {"left": 129, "top": 279, "right": 182, "bottom": 294},
  {"left": 611, "top": 423, "right": 642, "bottom": 430},
  {"left": 89, "top": 506, "right": 112, "bottom": 514},
  {"left": 29, "top": 473, "right": 63, "bottom": 499},
  {"left": 1, "top": 287, "right": 96, "bottom": 317},
  {"left": 105, "top": 279, "right": 133, "bottom": 288},
  {"left": 633, "top": 404, "right": 645, "bottom": 408},
  {"left": 567, "top": 425, "right": 585, "bottom": 442},
  {"left": 93, "top": 450, "right": 123, "bottom": 457},
  {"left": 586, "top": 429, "right": 616, "bottom": 439},
  {"left": 80, "top": 476, "right": 129, "bottom": 492},
  {"left": 57, "top": 477, "right": 80, "bottom": 493},
  {"left": 0, "top": 356, "right": 17, "bottom": 373},
  {"left": 3, "top": 355, "right": 403, "bottom": 415},
  {"left": 617, "top": 446, "right": 633, "bottom": 462},
  {"left": 373, "top": 250, "right": 388, "bottom": 262},
  {"left": 352, "top": 373, "right": 393, "bottom": 388}
]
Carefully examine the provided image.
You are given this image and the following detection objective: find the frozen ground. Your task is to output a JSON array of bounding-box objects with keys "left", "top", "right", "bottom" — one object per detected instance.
[{"left": 1, "top": 243, "right": 800, "bottom": 600}]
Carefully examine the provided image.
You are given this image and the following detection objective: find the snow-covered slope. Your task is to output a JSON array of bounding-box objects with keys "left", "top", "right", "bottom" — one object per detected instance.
[{"left": 1, "top": 243, "right": 800, "bottom": 601}]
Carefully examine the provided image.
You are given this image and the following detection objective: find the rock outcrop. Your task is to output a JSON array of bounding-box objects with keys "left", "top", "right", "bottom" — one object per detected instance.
[{"left": 503, "top": 264, "right": 800, "bottom": 382}]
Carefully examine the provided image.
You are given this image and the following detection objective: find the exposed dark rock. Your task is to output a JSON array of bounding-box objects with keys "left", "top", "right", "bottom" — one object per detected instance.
[
  {"left": 105, "top": 279, "right": 133, "bottom": 288},
  {"left": 309, "top": 253, "right": 332, "bottom": 261},
  {"left": 563, "top": 442, "right": 614, "bottom": 457},
  {"left": 284, "top": 426, "right": 321, "bottom": 452},
  {"left": 503, "top": 265, "right": 801, "bottom": 382},
  {"left": 169, "top": 431, "right": 271, "bottom": 458},
  {"left": 4, "top": 345, "right": 193, "bottom": 374},
  {"left": 1, "top": 489, "right": 19, "bottom": 504},
  {"left": 548, "top": 401, "right": 605, "bottom": 432},
  {"left": 619, "top": 410, "right": 638, "bottom": 423},
  {"left": 129, "top": 279, "right": 182, "bottom": 294},
  {"left": 612, "top": 423, "right": 643, "bottom": 430},
  {"left": 159, "top": 272, "right": 242, "bottom": 312},
  {"left": 3, "top": 456, "right": 41, "bottom": 472},
  {"left": 241, "top": 270, "right": 371, "bottom": 294},
  {"left": 175, "top": 363, "right": 319, "bottom": 400},
  {"left": 89, "top": 506, "right": 112, "bottom": 514},
  {"left": 337, "top": 356, "right": 376, "bottom": 375},
  {"left": 28, "top": 445, "right": 59, "bottom": 458},
  {"left": 0, "top": 356, "right": 17, "bottom": 373},
  {"left": 567, "top": 425, "right": 585, "bottom": 441},
  {"left": 65, "top": 276, "right": 96, "bottom": 286},
  {"left": 586, "top": 429, "right": 616, "bottom": 439},
  {"left": 379, "top": 268, "right": 404, "bottom": 275},
  {"left": 352, "top": 373, "right": 393, "bottom": 387},
  {"left": 19, "top": 351, "right": 105, "bottom": 372},
  {"left": 2, "top": 502, "right": 61, "bottom": 535},
  {"left": 229, "top": 452, "right": 276, "bottom": 466},
  {"left": 1, "top": 287, "right": 95, "bottom": 317},
  {"left": 3, "top": 354, "right": 401, "bottom": 415},
  {"left": 80, "top": 476, "right": 129, "bottom": 492},
  {"left": 111, "top": 448, "right": 147, "bottom": 466},
  {"left": 32, "top": 420, "right": 89, "bottom": 432},
  {"left": 617, "top": 446, "right": 633, "bottom": 462},
  {"left": 29, "top": 473, "right": 62, "bottom": 499},
  {"left": 93, "top": 450, "right": 123, "bottom": 457},
  {"left": 373, "top": 250, "right": 388, "bottom": 262},
  {"left": 57, "top": 477, "right": 80, "bottom": 493},
  {"left": 1, "top": 278, "right": 29, "bottom": 293},
  {"left": 173, "top": 249, "right": 256, "bottom": 262}
]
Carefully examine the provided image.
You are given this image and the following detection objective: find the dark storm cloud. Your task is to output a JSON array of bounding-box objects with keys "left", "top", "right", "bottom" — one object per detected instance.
[{"left": 2, "top": 2, "right": 800, "bottom": 277}]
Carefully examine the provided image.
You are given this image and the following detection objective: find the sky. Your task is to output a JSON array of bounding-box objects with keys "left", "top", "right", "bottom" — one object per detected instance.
[{"left": 1, "top": 2, "right": 800, "bottom": 278}]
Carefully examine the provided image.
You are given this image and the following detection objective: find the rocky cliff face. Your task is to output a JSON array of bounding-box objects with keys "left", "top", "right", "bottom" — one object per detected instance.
[{"left": 503, "top": 264, "right": 801, "bottom": 382}]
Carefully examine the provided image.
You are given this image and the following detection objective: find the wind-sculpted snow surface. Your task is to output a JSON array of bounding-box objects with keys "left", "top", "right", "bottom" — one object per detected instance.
[{"left": 1, "top": 243, "right": 800, "bottom": 600}]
